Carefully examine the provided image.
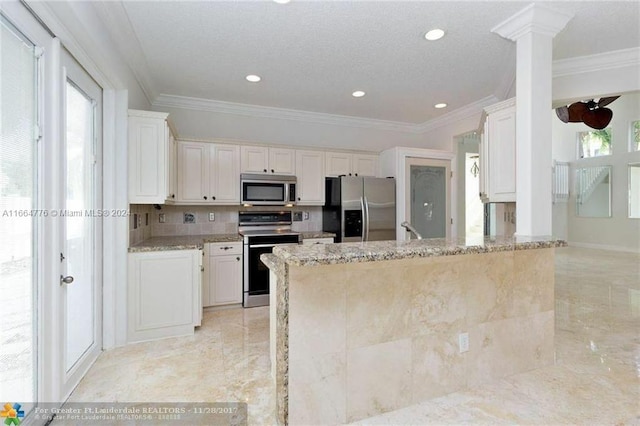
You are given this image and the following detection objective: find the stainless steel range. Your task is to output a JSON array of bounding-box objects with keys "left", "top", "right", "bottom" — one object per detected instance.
[{"left": 239, "top": 211, "right": 301, "bottom": 308}]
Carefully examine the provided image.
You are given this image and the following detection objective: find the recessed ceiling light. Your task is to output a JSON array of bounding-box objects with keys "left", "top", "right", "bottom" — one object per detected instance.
[
  {"left": 273, "top": 0, "right": 291, "bottom": 4},
  {"left": 246, "top": 74, "right": 261, "bottom": 83},
  {"left": 425, "top": 29, "right": 445, "bottom": 41},
  {"left": 352, "top": 91, "right": 366, "bottom": 98},
  {"left": 434, "top": 103, "right": 448, "bottom": 109}
]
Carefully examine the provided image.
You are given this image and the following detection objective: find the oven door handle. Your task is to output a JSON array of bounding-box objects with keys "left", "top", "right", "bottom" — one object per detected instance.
[{"left": 249, "top": 244, "right": 278, "bottom": 248}]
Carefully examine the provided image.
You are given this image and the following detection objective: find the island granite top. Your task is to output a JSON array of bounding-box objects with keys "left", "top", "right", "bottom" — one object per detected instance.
[
  {"left": 128, "top": 234, "right": 242, "bottom": 252},
  {"left": 270, "top": 235, "right": 567, "bottom": 266}
]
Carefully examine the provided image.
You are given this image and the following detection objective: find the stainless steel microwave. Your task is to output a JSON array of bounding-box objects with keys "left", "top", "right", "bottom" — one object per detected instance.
[{"left": 240, "top": 173, "right": 297, "bottom": 206}]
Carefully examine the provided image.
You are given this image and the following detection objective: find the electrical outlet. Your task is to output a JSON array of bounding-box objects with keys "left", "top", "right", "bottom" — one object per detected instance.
[
  {"left": 137, "top": 215, "right": 142, "bottom": 227},
  {"left": 303, "top": 211, "right": 309, "bottom": 220},
  {"left": 159, "top": 213, "right": 165, "bottom": 223},
  {"left": 133, "top": 213, "right": 138, "bottom": 230},
  {"left": 458, "top": 332, "right": 469, "bottom": 353},
  {"left": 209, "top": 212, "right": 215, "bottom": 222}
]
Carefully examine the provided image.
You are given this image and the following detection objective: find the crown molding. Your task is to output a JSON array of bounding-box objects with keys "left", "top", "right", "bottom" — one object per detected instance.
[
  {"left": 154, "top": 93, "right": 500, "bottom": 136},
  {"left": 414, "top": 95, "right": 500, "bottom": 133},
  {"left": 553, "top": 47, "right": 640, "bottom": 78},
  {"left": 153, "top": 93, "right": 424, "bottom": 134},
  {"left": 491, "top": 3, "right": 574, "bottom": 41}
]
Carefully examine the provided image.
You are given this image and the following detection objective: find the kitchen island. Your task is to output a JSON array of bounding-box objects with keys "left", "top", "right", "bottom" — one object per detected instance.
[{"left": 262, "top": 236, "right": 566, "bottom": 425}]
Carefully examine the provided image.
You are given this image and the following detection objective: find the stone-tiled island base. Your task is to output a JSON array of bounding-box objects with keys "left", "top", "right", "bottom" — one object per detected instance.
[{"left": 262, "top": 237, "right": 566, "bottom": 425}]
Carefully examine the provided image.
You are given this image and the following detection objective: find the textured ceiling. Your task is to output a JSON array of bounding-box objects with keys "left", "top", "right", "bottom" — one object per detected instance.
[{"left": 107, "top": 1, "right": 640, "bottom": 124}]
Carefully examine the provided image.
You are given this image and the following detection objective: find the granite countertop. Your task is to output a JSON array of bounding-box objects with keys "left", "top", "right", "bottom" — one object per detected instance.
[
  {"left": 300, "top": 232, "right": 336, "bottom": 239},
  {"left": 129, "top": 234, "right": 242, "bottom": 252},
  {"left": 270, "top": 236, "right": 568, "bottom": 267}
]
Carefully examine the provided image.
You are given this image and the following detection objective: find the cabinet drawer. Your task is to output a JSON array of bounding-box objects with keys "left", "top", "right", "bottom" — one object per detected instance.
[{"left": 208, "top": 242, "right": 242, "bottom": 256}]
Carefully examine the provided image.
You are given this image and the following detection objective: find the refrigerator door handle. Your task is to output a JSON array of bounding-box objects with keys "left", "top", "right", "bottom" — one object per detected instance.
[
  {"left": 360, "top": 196, "right": 366, "bottom": 242},
  {"left": 363, "top": 196, "right": 370, "bottom": 241}
]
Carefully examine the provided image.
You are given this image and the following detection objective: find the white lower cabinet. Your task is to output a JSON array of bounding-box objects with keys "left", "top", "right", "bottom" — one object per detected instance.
[
  {"left": 204, "top": 242, "right": 243, "bottom": 307},
  {"left": 128, "top": 249, "right": 202, "bottom": 343}
]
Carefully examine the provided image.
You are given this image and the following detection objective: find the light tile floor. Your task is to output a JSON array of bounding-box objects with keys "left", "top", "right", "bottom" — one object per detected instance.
[{"left": 60, "top": 247, "right": 639, "bottom": 425}]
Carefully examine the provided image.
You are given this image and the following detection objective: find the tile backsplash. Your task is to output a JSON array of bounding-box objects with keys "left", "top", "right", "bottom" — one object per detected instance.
[
  {"left": 129, "top": 204, "right": 153, "bottom": 245},
  {"left": 129, "top": 204, "right": 322, "bottom": 244}
]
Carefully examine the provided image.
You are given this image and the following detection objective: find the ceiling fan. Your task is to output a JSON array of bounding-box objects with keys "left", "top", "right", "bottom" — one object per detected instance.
[{"left": 555, "top": 96, "right": 620, "bottom": 130}]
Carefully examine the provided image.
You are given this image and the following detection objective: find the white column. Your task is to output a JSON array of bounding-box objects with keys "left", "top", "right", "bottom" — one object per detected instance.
[{"left": 492, "top": 4, "right": 573, "bottom": 237}]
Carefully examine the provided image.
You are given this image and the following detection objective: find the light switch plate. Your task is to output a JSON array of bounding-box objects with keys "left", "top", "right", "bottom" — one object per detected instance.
[
  {"left": 209, "top": 212, "right": 215, "bottom": 221},
  {"left": 159, "top": 213, "right": 165, "bottom": 223},
  {"left": 303, "top": 211, "right": 310, "bottom": 220}
]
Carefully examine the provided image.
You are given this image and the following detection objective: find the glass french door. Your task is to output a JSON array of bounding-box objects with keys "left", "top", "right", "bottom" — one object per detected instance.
[
  {"left": 59, "top": 48, "right": 102, "bottom": 398},
  {"left": 0, "top": 13, "right": 39, "bottom": 415},
  {"left": 405, "top": 158, "right": 451, "bottom": 239}
]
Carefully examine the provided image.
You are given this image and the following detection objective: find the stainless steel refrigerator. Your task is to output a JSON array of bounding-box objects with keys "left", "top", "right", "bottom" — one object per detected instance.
[{"left": 323, "top": 176, "right": 396, "bottom": 242}]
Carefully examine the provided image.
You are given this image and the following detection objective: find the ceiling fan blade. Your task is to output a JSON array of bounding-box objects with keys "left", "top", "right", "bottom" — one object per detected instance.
[
  {"left": 597, "top": 96, "right": 620, "bottom": 108},
  {"left": 556, "top": 106, "right": 569, "bottom": 123},
  {"left": 567, "top": 102, "right": 588, "bottom": 122},
  {"left": 582, "top": 107, "right": 613, "bottom": 130}
]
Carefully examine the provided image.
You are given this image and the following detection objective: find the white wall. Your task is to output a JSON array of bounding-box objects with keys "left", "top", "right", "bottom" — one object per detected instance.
[{"left": 552, "top": 92, "right": 640, "bottom": 252}]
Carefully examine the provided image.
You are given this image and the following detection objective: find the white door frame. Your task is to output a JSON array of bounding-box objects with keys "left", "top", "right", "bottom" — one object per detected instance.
[{"left": 380, "top": 147, "right": 456, "bottom": 241}]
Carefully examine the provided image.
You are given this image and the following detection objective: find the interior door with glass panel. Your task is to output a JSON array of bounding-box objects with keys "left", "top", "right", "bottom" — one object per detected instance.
[
  {"left": 405, "top": 158, "right": 451, "bottom": 240},
  {"left": 0, "top": 12, "right": 40, "bottom": 418},
  {"left": 59, "top": 48, "right": 102, "bottom": 398}
]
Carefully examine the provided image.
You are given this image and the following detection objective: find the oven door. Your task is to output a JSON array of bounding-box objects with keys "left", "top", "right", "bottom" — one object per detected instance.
[{"left": 244, "top": 235, "right": 300, "bottom": 308}]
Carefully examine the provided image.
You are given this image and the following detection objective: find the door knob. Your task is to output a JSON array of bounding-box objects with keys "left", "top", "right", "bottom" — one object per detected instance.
[{"left": 60, "top": 275, "right": 74, "bottom": 285}]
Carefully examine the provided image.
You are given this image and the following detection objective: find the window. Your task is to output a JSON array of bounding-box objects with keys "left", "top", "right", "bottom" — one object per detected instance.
[
  {"left": 577, "top": 128, "right": 612, "bottom": 158},
  {"left": 632, "top": 120, "right": 640, "bottom": 152}
]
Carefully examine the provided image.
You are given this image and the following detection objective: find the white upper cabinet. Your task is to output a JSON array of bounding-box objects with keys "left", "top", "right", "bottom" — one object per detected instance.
[
  {"left": 210, "top": 144, "right": 240, "bottom": 203},
  {"left": 177, "top": 141, "right": 240, "bottom": 204},
  {"left": 480, "top": 98, "right": 516, "bottom": 203},
  {"left": 325, "top": 152, "right": 379, "bottom": 177},
  {"left": 128, "top": 110, "right": 177, "bottom": 204},
  {"left": 295, "top": 150, "right": 325, "bottom": 205},
  {"left": 325, "top": 152, "right": 352, "bottom": 177},
  {"left": 352, "top": 153, "right": 379, "bottom": 177},
  {"left": 241, "top": 145, "right": 295, "bottom": 175},
  {"left": 269, "top": 148, "right": 296, "bottom": 175}
]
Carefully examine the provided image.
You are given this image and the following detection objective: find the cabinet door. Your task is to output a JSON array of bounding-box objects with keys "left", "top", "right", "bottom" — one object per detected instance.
[
  {"left": 296, "top": 150, "right": 325, "bottom": 205},
  {"left": 352, "top": 154, "right": 379, "bottom": 177},
  {"left": 211, "top": 144, "right": 240, "bottom": 203},
  {"left": 128, "top": 115, "right": 167, "bottom": 204},
  {"left": 241, "top": 145, "right": 269, "bottom": 174},
  {"left": 325, "top": 152, "right": 352, "bottom": 177},
  {"left": 128, "top": 250, "right": 199, "bottom": 342},
  {"left": 177, "top": 141, "right": 209, "bottom": 203},
  {"left": 487, "top": 107, "right": 516, "bottom": 202},
  {"left": 210, "top": 255, "right": 243, "bottom": 305},
  {"left": 166, "top": 124, "right": 177, "bottom": 202},
  {"left": 269, "top": 148, "right": 296, "bottom": 175}
]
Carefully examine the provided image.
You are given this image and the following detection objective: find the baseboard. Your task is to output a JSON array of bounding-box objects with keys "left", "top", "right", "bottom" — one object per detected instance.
[{"left": 567, "top": 241, "right": 640, "bottom": 254}]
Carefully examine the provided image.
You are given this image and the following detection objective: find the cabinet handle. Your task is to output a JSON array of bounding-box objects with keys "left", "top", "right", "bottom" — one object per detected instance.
[
  {"left": 349, "top": 173, "right": 352, "bottom": 176},
  {"left": 236, "top": 257, "right": 240, "bottom": 261},
  {"left": 297, "top": 197, "right": 300, "bottom": 201},
  {"left": 203, "top": 196, "right": 208, "bottom": 200},
  {"left": 263, "top": 169, "right": 267, "bottom": 173},
  {"left": 212, "top": 196, "right": 216, "bottom": 200},
  {"left": 171, "top": 194, "right": 175, "bottom": 199},
  {"left": 354, "top": 173, "right": 358, "bottom": 176},
  {"left": 271, "top": 169, "right": 274, "bottom": 173}
]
